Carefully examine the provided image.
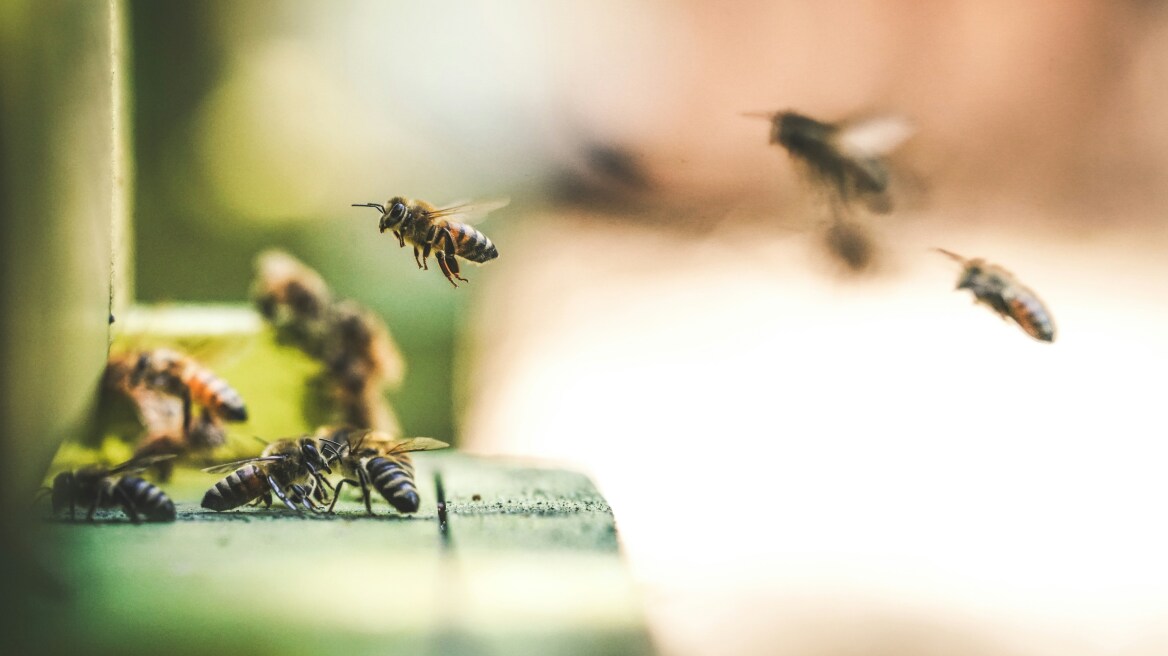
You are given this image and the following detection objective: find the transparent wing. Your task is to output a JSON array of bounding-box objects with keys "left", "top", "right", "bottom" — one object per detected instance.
[
  {"left": 201, "top": 455, "right": 287, "bottom": 474},
  {"left": 427, "top": 198, "right": 510, "bottom": 226},
  {"left": 383, "top": 437, "right": 451, "bottom": 455},
  {"left": 128, "top": 387, "right": 184, "bottom": 434},
  {"left": 833, "top": 115, "right": 914, "bottom": 159},
  {"left": 108, "top": 454, "right": 178, "bottom": 475}
]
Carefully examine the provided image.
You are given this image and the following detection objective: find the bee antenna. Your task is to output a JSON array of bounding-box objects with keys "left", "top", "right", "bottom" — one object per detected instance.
[
  {"left": 741, "top": 111, "right": 777, "bottom": 120},
  {"left": 932, "top": 247, "right": 966, "bottom": 264},
  {"left": 352, "top": 203, "right": 386, "bottom": 214}
]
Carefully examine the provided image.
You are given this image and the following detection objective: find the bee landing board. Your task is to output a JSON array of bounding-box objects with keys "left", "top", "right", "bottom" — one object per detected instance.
[{"left": 38, "top": 453, "right": 653, "bottom": 656}]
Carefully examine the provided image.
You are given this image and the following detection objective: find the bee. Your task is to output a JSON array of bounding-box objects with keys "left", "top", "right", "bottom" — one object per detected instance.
[
  {"left": 351, "top": 197, "right": 505, "bottom": 287},
  {"left": 321, "top": 300, "right": 405, "bottom": 432},
  {"left": 122, "top": 348, "right": 248, "bottom": 432},
  {"left": 935, "top": 248, "right": 1056, "bottom": 342},
  {"left": 200, "top": 437, "right": 339, "bottom": 512},
  {"left": 252, "top": 249, "right": 334, "bottom": 358},
  {"left": 318, "top": 427, "right": 449, "bottom": 515},
  {"left": 746, "top": 110, "right": 913, "bottom": 214},
  {"left": 46, "top": 456, "right": 176, "bottom": 523}
]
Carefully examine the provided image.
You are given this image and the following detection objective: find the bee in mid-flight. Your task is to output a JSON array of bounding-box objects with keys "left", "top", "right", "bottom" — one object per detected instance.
[
  {"left": 46, "top": 456, "right": 176, "bottom": 523},
  {"left": 746, "top": 110, "right": 914, "bottom": 214},
  {"left": 318, "top": 426, "right": 449, "bottom": 515},
  {"left": 935, "top": 249, "right": 1056, "bottom": 342},
  {"left": 200, "top": 437, "right": 338, "bottom": 512},
  {"left": 351, "top": 197, "right": 505, "bottom": 287}
]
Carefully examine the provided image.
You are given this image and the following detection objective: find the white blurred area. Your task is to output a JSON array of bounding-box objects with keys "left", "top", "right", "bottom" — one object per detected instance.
[
  {"left": 461, "top": 213, "right": 1168, "bottom": 656},
  {"left": 184, "top": 1, "right": 1168, "bottom": 653}
]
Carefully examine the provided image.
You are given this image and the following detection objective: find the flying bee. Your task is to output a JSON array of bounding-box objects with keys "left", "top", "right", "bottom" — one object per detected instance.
[
  {"left": 252, "top": 249, "right": 334, "bottom": 358},
  {"left": 935, "top": 248, "right": 1056, "bottom": 342},
  {"left": 317, "top": 427, "right": 449, "bottom": 515},
  {"left": 351, "top": 197, "right": 506, "bottom": 287},
  {"left": 123, "top": 348, "right": 248, "bottom": 432},
  {"left": 745, "top": 110, "right": 914, "bottom": 214},
  {"left": 200, "top": 437, "right": 339, "bottom": 512},
  {"left": 321, "top": 300, "right": 405, "bottom": 432},
  {"left": 45, "top": 456, "right": 176, "bottom": 523}
]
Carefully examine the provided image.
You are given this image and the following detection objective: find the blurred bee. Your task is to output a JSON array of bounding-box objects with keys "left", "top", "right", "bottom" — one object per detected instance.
[
  {"left": 119, "top": 348, "right": 248, "bottom": 432},
  {"left": 46, "top": 456, "right": 176, "bottom": 523},
  {"left": 935, "top": 249, "right": 1056, "bottom": 342},
  {"left": 351, "top": 197, "right": 506, "bottom": 287},
  {"left": 318, "top": 427, "right": 449, "bottom": 515},
  {"left": 746, "top": 110, "right": 914, "bottom": 214},
  {"left": 200, "top": 437, "right": 338, "bottom": 512},
  {"left": 252, "top": 249, "right": 334, "bottom": 358},
  {"left": 321, "top": 300, "right": 405, "bottom": 431}
]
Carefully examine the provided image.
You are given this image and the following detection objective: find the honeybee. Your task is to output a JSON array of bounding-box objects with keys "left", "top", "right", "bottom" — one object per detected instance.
[
  {"left": 746, "top": 110, "right": 913, "bottom": 214},
  {"left": 121, "top": 348, "right": 248, "bottom": 431},
  {"left": 351, "top": 197, "right": 506, "bottom": 287},
  {"left": 200, "top": 437, "right": 339, "bottom": 512},
  {"left": 321, "top": 300, "right": 405, "bottom": 432},
  {"left": 317, "top": 427, "right": 449, "bottom": 515},
  {"left": 252, "top": 249, "right": 334, "bottom": 358},
  {"left": 935, "top": 248, "right": 1056, "bottom": 342},
  {"left": 46, "top": 456, "right": 176, "bottom": 523}
]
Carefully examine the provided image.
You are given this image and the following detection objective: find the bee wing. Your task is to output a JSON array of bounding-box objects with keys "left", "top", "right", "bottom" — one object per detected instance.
[
  {"left": 128, "top": 387, "right": 184, "bottom": 433},
  {"left": 832, "top": 115, "right": 914, "bottom": 159},
  {"left": 427, "top": 198, "right": 510, "bottom": 226},
  {"left": 108, "top": 454, "right": 178, "bottom": 475},
  {"left": 384, "top": 437, "right": 451, "bottom": 455},
  {"left": 201, "top": 455, "right": 287, "bottom": 474}
]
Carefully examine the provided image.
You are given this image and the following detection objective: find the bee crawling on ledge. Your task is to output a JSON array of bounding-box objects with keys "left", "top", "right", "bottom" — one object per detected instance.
[
  {"left": 316, "top": 426, "right": 449, "bottom": 515},
  {"left": 351, "top": 197, "right": 506, "bottom": 287},
  {"left": 42, "top": 455, "right": 177, "bottom": 523},
  {"left": 935, "top": 248, "right": 1056, "bottom": 343},
  {"left": 200, "top": 437, "right": 340, "bottom": 512}
]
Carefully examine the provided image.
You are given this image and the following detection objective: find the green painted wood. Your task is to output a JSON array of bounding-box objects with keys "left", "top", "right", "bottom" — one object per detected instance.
[{"left": 33, "top": 454, "right": 655, "bottom": 656}]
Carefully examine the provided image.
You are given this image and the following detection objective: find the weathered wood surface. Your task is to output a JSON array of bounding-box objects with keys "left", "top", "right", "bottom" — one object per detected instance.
[{"left": 32, "top": 453, "right": 655, "bottom": 656}]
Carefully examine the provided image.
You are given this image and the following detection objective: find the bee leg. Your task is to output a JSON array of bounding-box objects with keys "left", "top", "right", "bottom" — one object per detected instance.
[
  {"left": 356, "top": 468, "right": 375, "bottom": 515},
  {"left": 113, "top": 487, "right": 142, "bottom": 524},
  {"left": 267, "top": 475, "right": 298, "bottom": 511},
  {"left": 327, "top": 478, "right": 358, "bottom": 513},
  {"left": 420, "top": 243, "right": 431, "bottom": 270},
  {"left": 394, "top": 230, "right": 405, "bottom": 248},
  {"left": 180, "top": 386, "right": 193, "bottom": 435},
  {"left": 413, "top": 245, "right": 425, "bottom": 269},
  {"left": 86, "top": 487, "right": 105, "bottom": 522},
  {"left": 438, "top": 229, "right": 468, "bottom": 287}
]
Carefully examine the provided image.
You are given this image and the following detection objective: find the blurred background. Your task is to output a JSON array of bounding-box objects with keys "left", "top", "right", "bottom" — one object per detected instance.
[{"left": 5, "top": 0, "right": 1168, "bottom": 654}]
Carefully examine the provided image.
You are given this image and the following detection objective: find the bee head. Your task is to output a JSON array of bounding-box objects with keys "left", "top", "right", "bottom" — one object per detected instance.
[
  {"left": 129, "top": 352, "right": 152, "bottom": 385},
  {"left": 956, "top": 263, "right": 982, "bottom": 290},
  {"left": 776, "top": 111, "right": 834, "bottom": 152},
  {"left": 301, "top": 440, "right": 331, "bottom": 475},
  {"left": 377, "top": 197, "right": 409, "bottom": 233},
  {"left": 50, "top": 472, "right": 74, "bottom": 513}
]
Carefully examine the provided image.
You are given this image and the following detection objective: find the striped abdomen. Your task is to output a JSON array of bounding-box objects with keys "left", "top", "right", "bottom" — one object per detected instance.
[
  {"left": 366, "top": 455, "right": 420, "bottom": 513},
  {"left": 441, "top": 222, "right": 498, "bottom": 263},
  {"left": 181, "top": 363, "right": 248, "bottom": 421},
  {"left": 1005, "top": 291, "right": 1056, "bottom": 342},
  {"left": 202, "top": 465, "right": 267, "bottom": 511},
  {"left": 114, "top": 477, "right": 176, "bottom": 522}
]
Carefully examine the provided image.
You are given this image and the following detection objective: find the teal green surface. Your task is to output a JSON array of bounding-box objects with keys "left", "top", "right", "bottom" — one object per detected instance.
[{"left": 34, "top": 453, "right": 654, "bottom": 656}]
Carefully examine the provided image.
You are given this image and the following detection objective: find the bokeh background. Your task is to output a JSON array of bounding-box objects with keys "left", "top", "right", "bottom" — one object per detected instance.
[{"left": 6, "top": 1, "right": 1168, "bottom": 654}]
